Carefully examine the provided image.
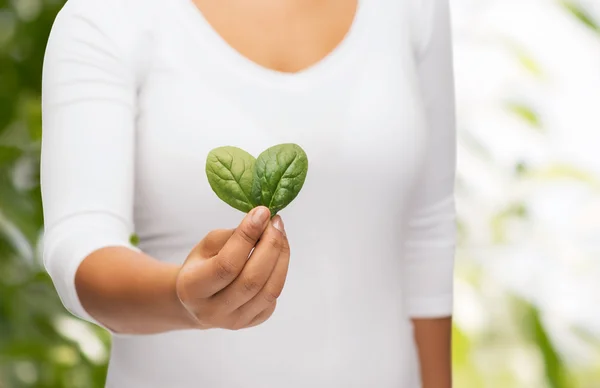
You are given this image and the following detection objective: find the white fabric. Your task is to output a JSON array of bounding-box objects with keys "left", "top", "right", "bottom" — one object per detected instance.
[{"left": 41, "top": 0, "right": 456, "bottom": 386}]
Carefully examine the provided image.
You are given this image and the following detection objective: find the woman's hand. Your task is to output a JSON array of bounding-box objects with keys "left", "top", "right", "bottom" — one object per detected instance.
[{"left": 175, "top": 206, "right": 290, "bottom": 331}]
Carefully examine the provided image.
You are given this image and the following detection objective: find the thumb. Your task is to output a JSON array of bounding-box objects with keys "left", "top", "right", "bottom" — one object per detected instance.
[
  {"left": 177, "top": 206, "right": 271, "bottom": 298},
  {"left": 192, "top": 229, "right": 235, "bottom": 259},
  {"left": 218, "top": 206, "right": 271, "bottom": 261}
]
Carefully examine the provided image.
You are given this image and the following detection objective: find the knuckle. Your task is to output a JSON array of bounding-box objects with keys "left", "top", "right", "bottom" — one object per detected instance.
[
  {"left": 242, "top": 274, "right": 263, "bottom": 294},
  {"left": 265, "top": 234, "right": 282, "bottom": 250},
  {"left": 227, "top": 316, "right": 246, "bottom": 331},
  {"left": 214, "top": 256, "right": 239, "bottom": 281},
  {"left": 262, "top": 286, "right": 282, "bottom": 304},
  {"left": 260, "top": 302, "right": 277, "bottom": 321},
  {"left": 266, "top": 301, "right": 277, "bottom": 315},
  {"left": 281, "top": 237, "right": 291, "bottom": 253},
  {"left": 204, "top": 229, "right": 221, "bottom": 242},
  {"left": 185, "top": 246, "right": 203, "bottom": 262},
  {"left": 237, "top": 225, "right": 259, "bottom": 245}
]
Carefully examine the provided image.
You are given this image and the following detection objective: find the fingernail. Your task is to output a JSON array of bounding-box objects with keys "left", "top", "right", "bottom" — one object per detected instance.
[
  {"left": 272, "top": 215, "right": 286, "bottom": 236},
  {"left": 251, "top": 207, "right": 269, "bottom": 226}
]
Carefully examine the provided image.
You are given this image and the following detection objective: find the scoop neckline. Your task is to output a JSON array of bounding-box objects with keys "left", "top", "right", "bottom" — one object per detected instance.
[{"left": 175, "top": 0, "right": 369, "bottom": 91}]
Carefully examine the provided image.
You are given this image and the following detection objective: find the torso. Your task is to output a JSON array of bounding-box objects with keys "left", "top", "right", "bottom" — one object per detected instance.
[{"left": 109, "top": 0, "right": 427, "bottom": 386}]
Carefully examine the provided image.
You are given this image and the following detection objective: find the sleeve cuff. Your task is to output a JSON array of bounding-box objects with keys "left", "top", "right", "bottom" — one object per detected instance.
[
  {"left": 406, "top": 294, "right": 453, "bottom": 318},
  {"left": 43, "top": 213, "right": 140, "bottom": 335}
]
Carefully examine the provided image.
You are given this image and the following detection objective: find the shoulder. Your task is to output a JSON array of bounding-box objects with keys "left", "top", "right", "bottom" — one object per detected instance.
[
  {"left": 48, "top": 0, "right": 159, "bottom": 75},
  {"left": 408, "top": 0, "right": 448, "bottom": 58},
  {"left": 51, "top": 0, "right": 158, "bottom": 49},
  {"left": 57, "top": 0, "right": 157, "bottom": 23}
]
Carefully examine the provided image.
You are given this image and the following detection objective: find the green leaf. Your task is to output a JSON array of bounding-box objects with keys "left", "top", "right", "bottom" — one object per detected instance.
[
  {"left": 129, "top": 234, "right": 139, "bottom": 247},
  {"left": 0, "top": 146, "right": 22, "bottom": 164},
  {"left": 490, "top": 203, "right": 528, "bottom": 243},
  {"left": 505, "top": 101, "right": 543, "bottom": 130},
  {"left": 23, "top": 95, "right": 42, "bottom": 142},
  {"left": 503, "top": 39, "right": 545, "bottom": 77},
  {"left": 205, "top": 144, "right": 309, "bottom": 216},
  {"left": 452, "top": 324, "right": 485, "bottom": 387},
  {"left": 251, "top": 143, "right": 308, "bottom": 216},
  {"left": 205, "top": 146, "right": 257, "bottom": 213},
  {"left": 515, "top": 161, "right": 528, "bottom": 175},
  {"left": 521, "top": 303, "right": 569, "bottom": 388},
  {"left": 514, "top": 48, "right": 543, "bottom": 77},
  {"left": 561, "top": 1, "right": 600, "bottom": 34},
  {"left": 524, "top": 164, "right": 600, "bottom": 188}
]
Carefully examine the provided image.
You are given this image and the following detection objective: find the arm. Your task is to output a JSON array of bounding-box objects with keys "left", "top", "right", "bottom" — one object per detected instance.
[
  {"left": 405, "top": 0, "right": 456, "bottom": 386},
  {"left": 413, "top": 317, "right": 452, "bottom": 388},
  {"left": 41, "top": 0, "right": 195, "bottom": 334}
]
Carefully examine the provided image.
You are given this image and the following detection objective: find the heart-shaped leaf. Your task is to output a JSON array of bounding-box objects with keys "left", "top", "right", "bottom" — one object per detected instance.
[
  {"left": 206, "top": 143, "right": 308, "bottom": 216},
  {"left": 206, "top": 146, "right": 257, "bottom": 213},
  {"left": 251, "top": 144, "right": 308, "bottom": 216}
]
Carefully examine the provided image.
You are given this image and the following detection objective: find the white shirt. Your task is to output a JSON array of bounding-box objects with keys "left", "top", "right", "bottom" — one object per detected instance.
[{"left": 41, "top": 0, "right": 456, "bottom": 386}]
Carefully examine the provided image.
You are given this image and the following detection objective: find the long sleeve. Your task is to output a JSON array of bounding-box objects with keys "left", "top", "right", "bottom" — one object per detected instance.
[
  {"left": 41, "top": 0, "right": 143, "bottom": 327},
  {"left": 403, "top": 0, "right": 457, "bottom": 318}
]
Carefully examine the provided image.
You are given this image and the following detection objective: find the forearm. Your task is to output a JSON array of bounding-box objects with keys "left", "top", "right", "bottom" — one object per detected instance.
[
  {"left": 75, "top": 247, "right": 198, "bottom": 334},
  {"left": 412, "top": 317, "right": 452, "bottom": 388}
]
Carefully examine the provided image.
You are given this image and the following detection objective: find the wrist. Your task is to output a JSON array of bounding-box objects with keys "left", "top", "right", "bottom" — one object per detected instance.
[
  {"left": 165, "top": 263, "right": 202, "bottom": 330},
  {"left": 75, "top": 247, "right": 202, "bottom": 334}
]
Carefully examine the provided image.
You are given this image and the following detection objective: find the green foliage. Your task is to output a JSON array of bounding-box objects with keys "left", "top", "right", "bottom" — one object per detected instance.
[
  {"left": 504, "top": 40, "right": 544, "bottom": 77},
  {"left": 251, "top": 144, "right": 308, "bottom": 216},
  {"left": 0, "top": 0, "right": 109, "bottom": 386},
  {"left": 129, "top": 233, "right": 140, "bottom": 247},
  {"left": 561, "top": 1, "right": 600, "bottom": 34},
  {"left": 505, "top": 101, "right": 543, "bottom": 130},
  {"left": 206, "top": 144, "right": 308, "bottom": 216},
  {"left": 452, "top": 324, "right": 485, "bottom": 387},
  {"left": 490, "top": 202, "right": 528, "bottom": 243},
  {"left": 206, "top": 146, "right": 258, "bottom": 213},
  {"left": 513, "top": 298, "right": 569, "bottom": 388}
]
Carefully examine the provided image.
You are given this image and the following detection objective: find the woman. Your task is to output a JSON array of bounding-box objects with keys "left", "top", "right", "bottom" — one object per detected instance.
[{"left": 41, "top": 0, "right": 456, "bottom": 386}]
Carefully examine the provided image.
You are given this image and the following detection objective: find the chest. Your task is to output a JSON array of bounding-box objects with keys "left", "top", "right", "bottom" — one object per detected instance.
[{"left": 132, "top": 0, "right": 429, "bottom": 237}]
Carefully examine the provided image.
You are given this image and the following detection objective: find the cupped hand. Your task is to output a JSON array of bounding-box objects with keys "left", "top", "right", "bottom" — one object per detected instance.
[{"left": 175, "top": 206, "right": 290, "bottom": 330}]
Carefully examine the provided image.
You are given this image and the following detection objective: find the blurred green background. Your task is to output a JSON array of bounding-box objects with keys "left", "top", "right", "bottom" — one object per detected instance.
[{"left": 1, "top": 0, "right": 599, "bottom": 387}]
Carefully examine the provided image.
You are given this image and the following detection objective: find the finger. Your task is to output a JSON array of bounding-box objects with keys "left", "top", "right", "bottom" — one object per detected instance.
[
  {"left": 186, "top": 206, "right": 271, "bottom": 297},
  {"left": 211, "top": 215, "right": 286, "bottom": 311},
  {"left": 241, "top": 301, "right": 277, "bottom": 330},
  {"left": 194, "top": 229, "right": 234, "bottom": 258},
  {"left": 218, "top": 206, "right": 271, "bottom": 262},
  {"left": 230, "top": 231, "right": 290, "bottom": 322}
]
